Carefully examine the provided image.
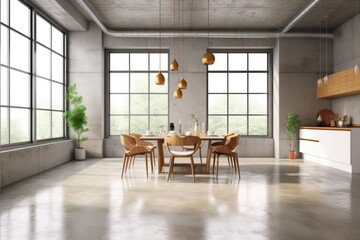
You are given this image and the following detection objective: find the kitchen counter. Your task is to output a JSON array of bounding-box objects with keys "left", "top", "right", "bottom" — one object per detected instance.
[{"left": 299, "top": 127, "right": 360, "bottom": 173}]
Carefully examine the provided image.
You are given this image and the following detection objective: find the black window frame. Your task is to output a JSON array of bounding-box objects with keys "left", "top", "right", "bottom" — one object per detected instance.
[
  {"left": 0, "top": 0, "right": 67, "bottom": 148},
  {"left": 105, "top": 49, "right": 170, "bottom": 137},
  {"left": 207, "top": 49, "right": 273, "bottom": 137}
]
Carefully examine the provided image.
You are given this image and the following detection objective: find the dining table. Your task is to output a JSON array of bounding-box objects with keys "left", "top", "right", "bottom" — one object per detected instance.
[{"left": 140, "top": 134, "right": 225, "bottom": 174}]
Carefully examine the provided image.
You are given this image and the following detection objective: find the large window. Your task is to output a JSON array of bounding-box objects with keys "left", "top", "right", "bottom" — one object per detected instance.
[
  {"left": 106, "top": 50, "right": 169, "bottom": 136},
  {"left": 207, "top": 50, "right": 272, "bottom": 136},
  {"left": 0, "top": 0, "right": 66, "bottom": 145}
]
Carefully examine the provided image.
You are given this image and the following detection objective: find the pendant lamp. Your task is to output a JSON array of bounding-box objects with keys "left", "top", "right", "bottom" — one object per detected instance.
[
  {"left": 178, "top": 78, "right": 187, "bottom": 89},
  {"left": 155, "top": 0, "right": 165, "bottom": 85},
  {"left": 173, "top": 87, "right": 183, "bottom": 98},
  {"left": 202, "top": 0, "right": 215, "bottom": 65}
]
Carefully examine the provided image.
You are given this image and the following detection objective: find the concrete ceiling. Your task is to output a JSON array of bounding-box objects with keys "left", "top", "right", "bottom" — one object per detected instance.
[{"left": 28, "top": 0, "right": 359, "bottom": 33}]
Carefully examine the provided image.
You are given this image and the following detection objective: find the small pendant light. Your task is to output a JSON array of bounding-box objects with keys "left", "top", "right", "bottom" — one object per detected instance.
[
  {"left": 173, "top": 87, "right": 183, "bottom": 98},
  {"left": 178, "top": 78, "right": 187, "bottom": 89},
  {"left": 170, "top": 59, "right": 179, "bottom": 71}
]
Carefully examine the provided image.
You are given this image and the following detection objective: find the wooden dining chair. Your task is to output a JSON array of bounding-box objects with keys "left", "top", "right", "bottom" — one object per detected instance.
[
  {"left": 182, "top": 140, "right": 205, "bottom": 163},
  {"left": 130, "top": 133, "right": 157, "bottom": 170},
  {"left": 164, "top": 135, "right": 201, "bottom": 182},
  {"left": 211, "top": 134, "right": 240, "bottom": 179},
  {"left": 120, "top": 134, "right": 153, "bottom": 178},
  {"left": 210, "top": 133, "right": 234, "bottom": 167}
]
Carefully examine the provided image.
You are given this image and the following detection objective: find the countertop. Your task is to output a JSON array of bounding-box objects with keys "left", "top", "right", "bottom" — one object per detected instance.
[{"left": 300, "top": 126, "right": 352, "bottom": 131}]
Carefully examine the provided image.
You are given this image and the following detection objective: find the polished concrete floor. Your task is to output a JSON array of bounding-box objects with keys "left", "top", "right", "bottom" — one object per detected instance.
[{"left": 1, "top": 157, "right": 360, "bottom": 240}]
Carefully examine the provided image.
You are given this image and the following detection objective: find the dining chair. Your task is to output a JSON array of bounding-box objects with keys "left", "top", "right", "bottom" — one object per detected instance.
[
  {"left": 164, "top": 135, "right": 201, "bottom": 182},
  {"left": 120, "top": 134, "right": 153, "bottom": 178},
  {"left": 182, "top": 140, "right": 205, "bottom": 163},
  {"left": 211, "top": 134, "right": 240, "bottom": 179},
  {"left": 130, "top": 133, "right": 157, "bottom": 170},
  {"left": 210, "top": 133, "right": 234, "bottom": 167}
]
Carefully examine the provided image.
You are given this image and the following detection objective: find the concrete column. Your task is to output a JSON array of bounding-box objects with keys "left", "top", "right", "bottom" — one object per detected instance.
[{"left": 69, "top": 22, "right": 104, "bottom": 157}]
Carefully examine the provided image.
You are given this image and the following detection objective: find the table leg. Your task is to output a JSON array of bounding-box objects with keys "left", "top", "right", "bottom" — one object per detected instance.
[
  {"left": 157, "top": 139, "right": 165, "bottom": 173},
  {"left": 206, "top": 140, "right": 212, "bottom": 173}
]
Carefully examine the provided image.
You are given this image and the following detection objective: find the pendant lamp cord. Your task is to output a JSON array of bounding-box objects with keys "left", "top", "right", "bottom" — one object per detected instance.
[
  {"left": 207, "top": 0, "right": 210, "bottom": 49},
  {"left": 159, "top": 0, "right": 162, "bottom": 70},
  {"left": 325, "top": 17, "right": 328, "bottom": 77},
  {"left": 319, "top": 22, "right": 321, "bottom": 79}
]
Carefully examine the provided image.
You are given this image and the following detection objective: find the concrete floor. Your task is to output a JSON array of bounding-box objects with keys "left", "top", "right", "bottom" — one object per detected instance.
[{"left": 1, "top": 158, "right": 360, "bottom": 240}]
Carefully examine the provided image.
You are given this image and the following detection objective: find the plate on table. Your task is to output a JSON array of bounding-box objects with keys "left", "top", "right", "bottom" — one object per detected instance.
[{"left": 143, "top": 134, "right": 155, "bottom": 137}]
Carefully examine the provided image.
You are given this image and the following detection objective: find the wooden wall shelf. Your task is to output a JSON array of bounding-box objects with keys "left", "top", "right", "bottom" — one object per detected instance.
[{"left": 316, "top": 67, "right": 360, "bottom": 99}]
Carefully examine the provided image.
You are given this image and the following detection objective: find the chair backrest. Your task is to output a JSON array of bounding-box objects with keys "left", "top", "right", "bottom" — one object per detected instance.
[
  {"left": 165, "top": 135, "right": 201, "bottom": 154},
  {"left": 225, "top": 134, "right": 240, "bottom": 151},
  {"left": 222, "top": 133, "right": 234, "bottom": 144},
  {"left": 130, "top": 133, "right": 153, "bottom": 147},
  {"left": 165, "top": 135, "right": 200, "bottom": 146},
  {"left": 120, "top": 134, "right": 136, "bottom": 151}
]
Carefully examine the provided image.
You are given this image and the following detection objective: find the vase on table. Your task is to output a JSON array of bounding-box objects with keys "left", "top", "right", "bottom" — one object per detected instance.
[{"left": 193, "top": 122, "right": 200, "bottom": 136}]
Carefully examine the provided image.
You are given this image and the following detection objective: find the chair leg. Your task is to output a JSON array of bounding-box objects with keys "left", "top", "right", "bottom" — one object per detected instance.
[
  {"left": 149, "top": 153, "right": 154, "bottom": 174},
  {"left": 190, "top": 156, "right": 196, "bottom": 183},
  {"left": 145, "top": 154, "right": 149, "bottom": 178},
  {"left": 167, "top": 156, "right": 175, "bottom": 182},
  {"left": 216, "top": 154, "right": 220, "bottom": 179},
  {"left": 232, "top": 156, "right": 237, "bottom": 174},
  {"left": 212, "top": 153, "right": 216, "bottom": 174},
  {"left": 121, "top": 155, "right": 128, "bottom": 178},
  {"left": 129, "top": 156, "right": 135, "bottom": 169},
  {"left": 199, "top": 147, "right": 203, "bottom": 164},
  {"left": 235, "top": 153, "right": 240, "bottom": 179},
  {"left": 152, "top": 150, "right": 156, "bottom": 167},
  {"left": 227, "top": 156, "right": 231, "bottom": 167}
]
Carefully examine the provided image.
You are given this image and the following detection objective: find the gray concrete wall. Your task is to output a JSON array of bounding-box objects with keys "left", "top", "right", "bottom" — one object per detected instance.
[
  {"left": 0, "top": 140, "right": 74, "bottom": 190},
  {"left": 70, "top": 23, "right": 334, "bottom": 159},
  {"left": 69, "top": 22, "right": 105, "bottom": 157},
  {"left": 277, "top": 38, "right": 332, "bottom": 158},
  {"left": 333, "top": 14, "right": 360, "bottom": 124},
  {"left": 103, "top": 35, "right": 276, "bottom": 158}
]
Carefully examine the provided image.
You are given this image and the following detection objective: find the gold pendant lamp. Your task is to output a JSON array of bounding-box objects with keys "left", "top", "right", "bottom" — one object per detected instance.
[
  {"left": 173, "top": 87, "right": 183, "bottom": 98},
  {"left": 202, "top": 0, "right": 215, "bottom": 65},
  {"left": 178, "top": 78, "right": 187, "bottom": 89},
  {"left": 155, "top": 72, "right": 165, "bottom": 85},
  {"left": 202, "top": 50, "right": 215, "bottom": 65},
  {"left": 155, "top": 0, "right": 165, "bottom": 85},
  {"left": 170, "top": 59, "right": 179, "bottom": 71}
]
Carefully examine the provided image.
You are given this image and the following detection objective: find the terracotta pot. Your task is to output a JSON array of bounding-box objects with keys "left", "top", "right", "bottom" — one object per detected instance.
[{"left": 288, "top": 150, "right": 296, "bottom": 159}]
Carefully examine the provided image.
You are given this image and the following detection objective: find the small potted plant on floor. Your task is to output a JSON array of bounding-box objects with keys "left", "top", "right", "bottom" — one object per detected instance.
[
  {"left": 285, "top": 113, "right": 300, "bottom": 159},
  {"left": 64, "top": 83, "right": 89, "bottom": 160}
]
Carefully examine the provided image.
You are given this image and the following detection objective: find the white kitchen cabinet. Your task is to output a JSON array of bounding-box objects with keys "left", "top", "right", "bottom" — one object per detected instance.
[{"left": 299, "top": 127, "right": 360, "bottom": 173}]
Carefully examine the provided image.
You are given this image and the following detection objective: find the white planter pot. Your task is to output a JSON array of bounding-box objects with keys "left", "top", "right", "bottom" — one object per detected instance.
[{"left": 75, "top": 148, "right": 86, "bottom": 160}]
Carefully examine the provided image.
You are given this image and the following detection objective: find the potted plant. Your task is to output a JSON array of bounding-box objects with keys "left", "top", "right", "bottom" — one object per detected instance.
[
  {"left": 285, "top": 113, "right": 300, "bottom": 159},
  {"left": 64, "top": 83, "right": 89, "bottom": 160}
]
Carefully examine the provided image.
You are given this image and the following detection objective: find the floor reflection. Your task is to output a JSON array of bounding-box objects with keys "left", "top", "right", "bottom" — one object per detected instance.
[{"left": 0, "top": 158, "right": 360, "bottom": 240}]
